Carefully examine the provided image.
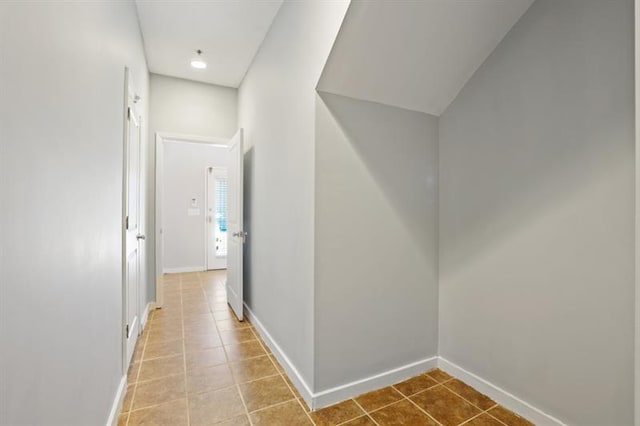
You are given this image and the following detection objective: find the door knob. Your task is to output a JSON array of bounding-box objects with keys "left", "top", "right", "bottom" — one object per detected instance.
[{"left": 136, "top": 234, "right": 146, "bottom": 240}]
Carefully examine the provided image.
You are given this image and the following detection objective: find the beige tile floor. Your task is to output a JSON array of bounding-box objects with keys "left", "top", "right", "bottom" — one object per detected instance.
[{"left": 119, "top": 271, "right": 534, "bottom": 426}]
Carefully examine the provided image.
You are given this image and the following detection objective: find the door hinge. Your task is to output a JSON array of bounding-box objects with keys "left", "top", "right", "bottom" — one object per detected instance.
[
  {"left": 126, "top": 324, "right": 130, "bottom": 338},
  {"left": 125, "top": 216, "right": 129, "bottom": 230},
  {"left": 127, "top": 107, "right": 131, "bottom": 120}
]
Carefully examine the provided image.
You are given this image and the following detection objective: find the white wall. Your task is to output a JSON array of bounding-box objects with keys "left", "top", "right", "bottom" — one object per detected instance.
[
  {"left": 636, "top": 2, "right": 640, "bottom": 424},
  {"left": 238, "top": 1, "right": 349, "bottom": 388},
  {"left": 148, "top": 74, "right": 237, "bottom": 299},
  {"left": 438, "top": 0, "right": 635, "bottom": 424},
  {"left": 0, "top": 2, "right": 149, "bottom": 424},
  {"left": 162, "top": 141, "right": 227, "bottom": 271},
  {"left": 314, "top": 92, "right": 439, "bottom": 391}
]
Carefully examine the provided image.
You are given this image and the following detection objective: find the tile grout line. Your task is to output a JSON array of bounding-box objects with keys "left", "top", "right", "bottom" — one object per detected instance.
[
  {"left": 392, "top": 375, "right": 510, "bottom": 426},
  {"left": 235, "top": 381, "right": 255, "bottom": 426},
  {"left": 180, "top": 278, "right": 191, "bottom": 426},
  {"left": 282, "top": 370, "right": 316, "bottom": 425},
  {"left": 253, "top": 313, "right": 316, "bottom": 425},
  {"left": 401, "top": 391, "right": 445, "bottom": 426},
  {"left": 350, "top": 399, "right": 379, "bottom": 426},
  {"left": 124, "top": 307, "right": 151, "bottom": 426},
  {"left": 206, "top": 274, "right": 255, "bottom": 426},
  {"left": 437, "top": 381, "right": 508, "bottom": 425},
  {"left": 483, "top": 408, "right": 511, "bottom": 426},
  {"left": 457, "top": 410, "right": 488, "bottom": 426}
]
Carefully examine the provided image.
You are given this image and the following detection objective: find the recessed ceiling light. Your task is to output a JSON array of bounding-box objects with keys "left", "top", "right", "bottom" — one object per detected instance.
[{"left": 190, "top": 49, "right": 207, "bottom": 69}]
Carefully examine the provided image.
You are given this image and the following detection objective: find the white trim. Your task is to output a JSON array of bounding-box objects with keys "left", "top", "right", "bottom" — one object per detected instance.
[
  {"left": 244, "top": 302, "right": 437, "bottom": 411},
  {"left": 155, "top": 133, "right": 164, "bottom": 309},
  {"left": 140, "top": 302, "right": 155, "bottom": 330},
  {"left": 163, "top": 266, "right": 206, "bottom": 274},
  {"left": 243, "top": 302, "right": 315, "bottom": 407},
  {"left": 157, "top": 132, "right": 228, "bottom": 146},
  {"left": 314, "top": 356, "right": 437, "bottom": 410},
  {"left": 438, "top": 357, "right": 565, "bottom": 426},
  {"left": 154, "top": 131, "right": 229, "bottom": 309},
  {"left": 105, "top": 375, "right": 127, "bottom": 426}
]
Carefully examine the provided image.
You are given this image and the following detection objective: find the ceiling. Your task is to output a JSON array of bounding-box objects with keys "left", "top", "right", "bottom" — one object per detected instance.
[
  {"left": 135, "top": 0, "right": 283, "bottom": 88},
  {"left": 318, "top": 0, "right": 534, "bottom": 116}
]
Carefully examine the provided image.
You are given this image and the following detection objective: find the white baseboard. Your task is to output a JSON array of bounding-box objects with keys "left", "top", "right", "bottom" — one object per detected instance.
[
  {"left": 313, "top": 356, "right": 438, "bottom": 409},
  {"left": 242, "top": 305, "right": 561, "bottom": 422},
  {"left": 244, "top": 302, "right": 437, "bottom": 411},
  {"left": 106, "top": 375, "right": 127, "bottom": 426},
  {"left": 163, "top": 266, "right": 205, "bottom": 274},
  {"left": 141, "top": 302, "right": 155, "bottom": 330},
  {"left": 438, "top": 357, "right": 565, "bottom": 426},
  {"left": 243, "top": 303, "right": 315, "bottom": 408}
]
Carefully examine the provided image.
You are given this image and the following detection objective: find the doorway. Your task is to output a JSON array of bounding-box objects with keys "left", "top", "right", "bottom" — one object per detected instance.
[
  {"left": 207, "top": 167, "right": 228, "bottom": 270},
  {"left": 154, "top": 133, "right": 228, "bottom": 308}
]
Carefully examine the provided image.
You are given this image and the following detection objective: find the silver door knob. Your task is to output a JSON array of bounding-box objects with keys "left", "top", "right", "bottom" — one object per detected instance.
[{"left": 136, "top": 234, "right": 146, "bottom": 240}]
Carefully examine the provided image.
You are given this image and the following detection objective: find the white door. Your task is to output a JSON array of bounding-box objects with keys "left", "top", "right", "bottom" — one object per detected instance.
[
  {"left": 226, "top": 129, "right": 244, "bottom": 321},
  {"left": 207, "top": 167, "right": 228, "bottom": 270},
  {"left": 124, "top": 71, "right": 142, "bottom": 367}
]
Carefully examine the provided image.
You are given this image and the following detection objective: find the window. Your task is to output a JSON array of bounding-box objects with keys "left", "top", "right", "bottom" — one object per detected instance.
[{"left": 214, "top": 176, "right": 228, "bottom": 257}]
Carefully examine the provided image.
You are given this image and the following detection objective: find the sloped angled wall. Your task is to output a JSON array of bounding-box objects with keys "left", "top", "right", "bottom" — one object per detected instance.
[
  {"left": 438, "top": 0, "right": 635, "bottom": 424},
  {"left": 314, "top": 92, "right": 439, "bottom": 393}
]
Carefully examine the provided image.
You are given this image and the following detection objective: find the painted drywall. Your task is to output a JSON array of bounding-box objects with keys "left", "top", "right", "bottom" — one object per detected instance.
[
  {"left": 438, "top": 0, "right": 635, "bottom": 424},
  {"left": 314, "top": 92, "right": 439, "bottom": 391},
  {"left": 162, "top": 141, "right": 227, "bottom": 271},
  {"left": 318, "top": 0, "right": 533, "bottom": 116},
  {"left": 636, "top": 2, "right": 640, "bottom": 424},
  {"left": 238, "top": 1, "right": 350, "bottom": 388},
  {"left": 0, "top": 2, "right": 149, "bottom": 424},
  {"left": 147, "top": 74, "right": 237, "bottom": 301}
]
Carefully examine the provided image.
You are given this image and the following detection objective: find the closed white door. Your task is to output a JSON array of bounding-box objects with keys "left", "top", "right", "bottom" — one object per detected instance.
[
  {"left": 226, "top": 129, "right": 244, "bottom": 321},
  {"left": 124, "top": 72, "right": 142, "bottom": 367},
  {"left": 207, "top": 167, "right": 228, "bottom": 270}
]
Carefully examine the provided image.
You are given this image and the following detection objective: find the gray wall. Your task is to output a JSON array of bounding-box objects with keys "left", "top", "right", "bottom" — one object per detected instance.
[
  {"left": 314, "top": 92, "right": 439, "bottom": 391},
  {"left": 238, "top": 1, "right": 349, "bottom": 388},
  {"left": 162, "top": 141, "right": 228, "bottom": 271},
  {"left": 147, "top": 74, "right": 237, "bottom": 301},
  {"left": 0, "top": 2, "right": 149, "bottom": 424},
  {"left": 438, "top": 1, "right": 635, "bottom": 424}
]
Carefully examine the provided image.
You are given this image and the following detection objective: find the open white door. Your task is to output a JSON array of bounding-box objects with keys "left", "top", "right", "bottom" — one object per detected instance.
[
  {"left": 226, "top": 129, "right": 244, "bottom": 320},
  {"left": 123, "top": 69, "right": 142, "bottom": 367}
]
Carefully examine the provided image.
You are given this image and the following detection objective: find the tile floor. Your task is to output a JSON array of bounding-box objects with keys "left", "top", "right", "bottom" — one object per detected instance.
[{"left": 119, "top": 271, "right": 534, "bottom": 426}]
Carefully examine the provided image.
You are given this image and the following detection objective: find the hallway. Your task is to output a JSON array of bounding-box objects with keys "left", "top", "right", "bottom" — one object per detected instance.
[
  {"left": 119, "top": 271, "right": 532, "bottom": 426},
  {"left": 120, "top": 270, "right": 309, "bottom": 425}
]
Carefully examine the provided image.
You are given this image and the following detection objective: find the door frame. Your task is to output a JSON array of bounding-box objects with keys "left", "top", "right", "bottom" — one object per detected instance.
[
  {"left": 154, "top": 132, "right": 227, "bottom": 308},
  {"left": 122, "top": 67, "right": 143, "bottom": 374}
]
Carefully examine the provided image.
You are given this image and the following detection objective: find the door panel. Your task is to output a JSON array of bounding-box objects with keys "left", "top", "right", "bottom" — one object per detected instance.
[
  {"left": 124, "top": 71, "right": 141, "bottom": 367},
  {"left": 226, "top": 129, "right": 244, "bottom": 321}
]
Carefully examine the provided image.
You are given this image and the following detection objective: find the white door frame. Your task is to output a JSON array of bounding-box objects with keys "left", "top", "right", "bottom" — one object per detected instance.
[{"left": 154, "top": 132, "right": 227, "bottom": 308}]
